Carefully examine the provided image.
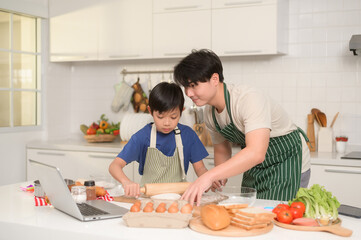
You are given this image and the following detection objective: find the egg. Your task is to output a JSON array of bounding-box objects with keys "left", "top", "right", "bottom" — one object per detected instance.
[
  {"left": 168, "top": 205, "right": 179, "bottom": 213},
  {"left": 156, "top": 203, "right": 166, "bottom": 213},
  {"left": 180, "top": 203, "right": 193, "bottom": 214},
  {"left": 170, "top": 201, "right": 178, "bottom": 208},
  {"left": 143, "top": 205, "right": 154, "bottom": 212},
  {"left": 145, "top": 201, "right": 154, "bottom": 207},
  {"left": 130, "top": 204, "right": 140, "bottom": 212},
  {"left": 134, "top": 200, "right": 141, "bottom": 206}
]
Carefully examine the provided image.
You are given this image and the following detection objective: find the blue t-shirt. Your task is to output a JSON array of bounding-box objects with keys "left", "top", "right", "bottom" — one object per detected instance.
[{"left": 117, "top": 123, "right": 208, "bottom": 175}]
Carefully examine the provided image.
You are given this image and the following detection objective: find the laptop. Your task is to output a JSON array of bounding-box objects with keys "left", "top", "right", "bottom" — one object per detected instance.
[{"left": 29, "top": 159, "right": 128, "bottom": 221}]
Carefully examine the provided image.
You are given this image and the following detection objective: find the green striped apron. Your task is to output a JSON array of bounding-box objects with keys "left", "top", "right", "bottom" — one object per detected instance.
[
  {"left": 140, "top": 124, "right": 186, "bottom": 186},
  {"left": 212, "top": 83, "right": 307, "bottom": 201}
]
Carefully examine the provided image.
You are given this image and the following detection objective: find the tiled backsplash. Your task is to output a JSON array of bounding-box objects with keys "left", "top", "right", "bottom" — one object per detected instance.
[{"left": 47, "top": 0, "right": 361, "bottom": 145}]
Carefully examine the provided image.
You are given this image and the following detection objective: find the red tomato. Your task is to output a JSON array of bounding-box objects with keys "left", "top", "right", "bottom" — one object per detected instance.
[
  {"left": 86, "top": 127, "right": 96, "bottom": 135},
  {"left": 272, "top": 203, "right": 290, "bottom": 215},
  {"left": 290, "top": 207, "right": 304, "bottom": 219},
  {"left": 290, "top": 202, "right": 306, "bottom": 214},
  {"left": 113, "top": 129, "right": 120, "bottom": 136},
  {"left": 277, "top": 209, "right": 293, "bottom": 224}
]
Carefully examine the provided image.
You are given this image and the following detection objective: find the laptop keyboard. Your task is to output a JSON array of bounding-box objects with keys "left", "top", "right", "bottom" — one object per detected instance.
[{"left": 77, "top": 203, "right": 109, "bottom": 216}]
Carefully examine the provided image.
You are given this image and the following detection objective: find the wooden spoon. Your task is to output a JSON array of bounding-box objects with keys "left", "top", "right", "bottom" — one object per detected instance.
[
  {"left": 330, "top": 112, "right": 339, "bottom": 128},
  {"left": 318, "top": 112, "right": 327, "bottom": 127},
  {"left": 311, "top": 108, "right": 322, "bottom": 126}
]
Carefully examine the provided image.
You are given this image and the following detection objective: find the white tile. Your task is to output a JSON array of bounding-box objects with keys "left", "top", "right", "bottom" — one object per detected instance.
[
  {"left": 341, "top": 87, "right": 357, "bottom": 102},
  {"left": 312, "top": 28, "right": 327, "bottom": 42},
  {"left": 289, "top": 15, "right": 299, "bottom": 29},
  {"left": 343, "top": 0, "right": 360, "bottom": 10},
  {"left": 298, "top": 14, "right": 313, "bottom": 29},
  {"left": 298, "top": 29, "right": 313, "bottom": 43},
  {"left": 312, "top": 43, "right": 327, "bottom": 57},
  {"left": 326, "top": 87, "right": 342, "bottom": 102},
  {"left": 312, "top": 0, "right": 328, "bottom": 12},
  {"left": 327, "top": 42, "right": 344, "bottom": 57},
  {"left": 327, "top": 12, "right": 345, "bottom": 27},
  {"left": 327, "top": 27, "right": 343, "bottom": 41},
  {"left": 342, "top": 10, "right": 360, "bottom": 26},
  {"left": 312, "top": 13, "right": 328, "bottom": 27},
  {"left": 327, "top": 0, "right": 344, "bottom": 12},
  {"left": 299, "top": 0, "right": 313, "bottom": 13}
]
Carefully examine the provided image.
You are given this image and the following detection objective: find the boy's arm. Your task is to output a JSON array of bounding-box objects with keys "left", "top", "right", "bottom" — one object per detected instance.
[
  {"left": 192, "top": 160, "right": 208, "bottom": 177},
  {"left": 109, "top": 157, "right": 140, "bottom": 197}
]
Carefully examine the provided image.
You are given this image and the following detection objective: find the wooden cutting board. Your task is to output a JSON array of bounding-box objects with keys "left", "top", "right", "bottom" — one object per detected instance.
[
  {"left": 189, "top": 217, "right": 273, "bottom": 237},
  {"left": 274, "top": 218, "right": 352, "bottom": 237}
]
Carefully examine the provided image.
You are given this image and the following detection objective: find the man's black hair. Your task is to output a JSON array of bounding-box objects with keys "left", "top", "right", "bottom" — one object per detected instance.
[
  {"left": 173, "top": 49, "right": 224, "bottom": 87},
  {"left": 148, "top": 82, "right": 184, "bottom": 114}
]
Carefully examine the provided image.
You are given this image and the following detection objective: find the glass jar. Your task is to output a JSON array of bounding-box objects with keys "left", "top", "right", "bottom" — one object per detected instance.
[
  {"left": 34, "top": 180, "right": 45, "bottom": 198},
  {"left": 71, "top": 186, "right": 87, "bottom": 204},
  {"left": 84, "top": 180, "right": 96, "bottom": 200},
  {"left": 64, "top": 179, "right": 75, "bottom": 191}
]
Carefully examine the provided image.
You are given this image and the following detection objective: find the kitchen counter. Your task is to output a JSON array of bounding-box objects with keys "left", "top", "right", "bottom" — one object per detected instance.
[
  {"left": 1, "top": 182, "right": 360, "bottom": 240},
  {"left": 27, "top": 137, "right": 361, "bottom": 167}
]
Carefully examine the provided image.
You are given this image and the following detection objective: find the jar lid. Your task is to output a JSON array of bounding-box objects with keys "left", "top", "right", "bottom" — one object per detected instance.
[{"left": 84, "top": 180, "right": 95, "bottom": 186}]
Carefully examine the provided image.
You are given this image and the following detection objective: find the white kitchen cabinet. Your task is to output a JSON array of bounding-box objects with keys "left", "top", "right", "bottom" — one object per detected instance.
[
  {"left": 309, "top": 164, "right": 361, "bottom": 208},
  {"left": 211, "top": 0, "right": 288, "bottom": 56},
  {"left": 98, "top": 0, "right": 152, "bottom": 60},
  {"left": 152, "top": 0, "right": 211, "bottom": 58},
  {"left": 49, "top": 0, "right": 100, "bottom": 62},
  {"left": 187, "top": 157, "right": 243, "bottom": 186},
  {"left": 26, "top": 148, "right": 134, "bottom": 183}
]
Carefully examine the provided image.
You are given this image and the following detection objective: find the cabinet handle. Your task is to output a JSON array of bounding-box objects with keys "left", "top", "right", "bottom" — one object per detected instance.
[
  {"left": 325, "top": 169, "right": 361, "bottom": 175},
  {"left": 224, "top": 50, "right": 262, "bottom": 54},
  {"left": 88, "top": 154, "right": 115, "bottom": 159},
  {"left": 164, "top": 5, "right": 199, "bottom": 11},
  {"left": 37, "top": 152, "right": 65, "bottom": 156},
  {"left": 163, "top": 52, "right": 188, "bottom": 56},
  {"left": 108, "top": 54, "right": 140, "bottom": 58},
  {"left": 224, "top": 1, "right": 263, "bottom": 6}
]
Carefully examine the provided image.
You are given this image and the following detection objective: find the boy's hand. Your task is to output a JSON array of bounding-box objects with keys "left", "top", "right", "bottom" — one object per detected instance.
[
  {"left": 211, "top": 179, "right": 227, "bottom": 192},
  {"left": 122, "top": 181, "right": 140, "bottom": 198}
]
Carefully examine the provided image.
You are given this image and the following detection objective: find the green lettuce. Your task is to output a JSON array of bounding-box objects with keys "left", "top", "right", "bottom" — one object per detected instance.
[{"left": 289, "top": 184, "right": 340, "bottom": 220}]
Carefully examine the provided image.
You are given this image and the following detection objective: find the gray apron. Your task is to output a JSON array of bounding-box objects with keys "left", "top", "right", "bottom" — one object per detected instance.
[
  {"left": 212, "top": 83, "right": 308, "bottom": 201},
  {"left": 140, "top": 124, "right": 186, "bottom": 186}
]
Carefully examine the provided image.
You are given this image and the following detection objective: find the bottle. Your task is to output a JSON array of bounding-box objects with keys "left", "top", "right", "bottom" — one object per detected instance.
[{"left": 84, "top": 180, "right": 96, "bottom": 200}]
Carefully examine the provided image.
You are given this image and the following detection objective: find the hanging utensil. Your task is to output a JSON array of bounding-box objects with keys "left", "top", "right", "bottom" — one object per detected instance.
[
  {"left": 311, "top": 108, "right": 322, "bottom": 126},
  {"left": 330, "top": 112, "right": 339, "bottom": 128},
  {"left": 317, "top": 112, "right": 327, "bottom": 127}
]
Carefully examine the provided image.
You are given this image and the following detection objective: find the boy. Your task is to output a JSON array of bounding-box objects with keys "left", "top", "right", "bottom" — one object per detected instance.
[
  {"left": 109, "top": 82, "right": 209, "bottom": 197},
  {"left": 174, "top": 49, "right": 311, "bottom": 205}
]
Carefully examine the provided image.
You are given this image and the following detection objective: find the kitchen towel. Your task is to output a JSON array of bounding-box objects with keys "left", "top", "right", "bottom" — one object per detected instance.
[{"left": 33, "top": 192, "right": 113, "bottom": 206}]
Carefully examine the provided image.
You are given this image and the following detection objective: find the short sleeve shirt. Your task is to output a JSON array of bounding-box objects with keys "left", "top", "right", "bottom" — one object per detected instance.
[{"left": 117, "top": 123, "right": 209, "bottom": 175}]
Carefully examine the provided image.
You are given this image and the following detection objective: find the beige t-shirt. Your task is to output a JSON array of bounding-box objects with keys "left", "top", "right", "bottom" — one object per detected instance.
[{"left": 204, "top": 84, "right": 310, "bottom": 173}]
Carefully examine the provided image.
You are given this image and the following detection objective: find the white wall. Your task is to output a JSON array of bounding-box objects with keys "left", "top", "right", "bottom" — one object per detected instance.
[{"left": 1, "top": 0, "right": 361, "bottom": 186}]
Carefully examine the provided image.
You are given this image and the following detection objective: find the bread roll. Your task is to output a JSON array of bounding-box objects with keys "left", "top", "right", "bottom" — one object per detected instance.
[{"left": 201, "top": 204, "right": 230, "bottom": 230}]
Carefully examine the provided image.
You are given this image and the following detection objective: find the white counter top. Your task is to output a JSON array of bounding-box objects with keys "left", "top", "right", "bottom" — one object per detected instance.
[
  {"left": 27, "top": 137, "right": 361, "bottom": 167},
  {"left": 1, "top": 182, "right": 360, "bottom": 240}
]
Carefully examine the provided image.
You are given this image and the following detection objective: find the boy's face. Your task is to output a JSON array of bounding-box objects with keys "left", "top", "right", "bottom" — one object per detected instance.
[{"left": 151, "top": 108, "right": 181, "bottom": 134}]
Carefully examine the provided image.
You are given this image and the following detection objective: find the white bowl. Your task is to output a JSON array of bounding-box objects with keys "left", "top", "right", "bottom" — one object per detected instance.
[{"left": 150, "top": 193, "right": 181, "bottom": 200}]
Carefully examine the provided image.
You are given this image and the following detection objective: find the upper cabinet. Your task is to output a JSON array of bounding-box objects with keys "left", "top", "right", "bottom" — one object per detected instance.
[
  {"left": 49, "top": 0, "right": 288, "bottom": 62},
  {"left": 98, "top": 0, "right": 152, "bottom": 60},
  {"left": 212, "top": 0, "right": 288, "bottom": 56},
  {"left": 152, "top": 0, "right": 211, "bottom": 58},
  {"left": 49, "top": 0, "right": 100, "bottom": 61}
]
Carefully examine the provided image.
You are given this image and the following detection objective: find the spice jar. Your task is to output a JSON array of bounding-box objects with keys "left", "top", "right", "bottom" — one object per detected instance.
[
  {"left": 71, "top": 186, "right": 87, "bottom": 204},
  {"left": 34, "top": 180, "right": 45, "bottom": 198},
  {"left": 84, "top": 180, "right": 96, "bottom": 200}
]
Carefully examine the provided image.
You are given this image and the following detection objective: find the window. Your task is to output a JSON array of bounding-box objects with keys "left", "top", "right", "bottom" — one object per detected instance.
[{"left": 0, "top": 10, "right": 41, "bottom": 128}]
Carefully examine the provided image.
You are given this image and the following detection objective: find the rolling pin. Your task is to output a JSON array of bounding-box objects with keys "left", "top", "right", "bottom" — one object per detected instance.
[
  {"left": 307, "top": 114, "right": 316, "bottom": 152},
  {"left": 140, "top": 182, "right": 191, "bottom": 196}
]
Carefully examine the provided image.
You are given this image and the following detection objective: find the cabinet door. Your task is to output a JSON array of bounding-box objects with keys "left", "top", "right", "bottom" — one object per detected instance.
[
  {"left": 27, "top": 149, "right": 77, "bottom": 180},
  {"left": 153, "top": 10, "right": 211, "bottom": 58},
  {"left": 98, "top": 0, "right": 152, "bottom": 60},
  {"left": 212, "top": 3, "right": 278, "bottom": 56},
  {"left": 309, "top": 164, "right": 361, "bottom": 208},
  {"left": 153, "top": 0, "right": 211, "bottom": 13},
  {"left": 49, "top": 0, "right": 99, "bottom": 61}
]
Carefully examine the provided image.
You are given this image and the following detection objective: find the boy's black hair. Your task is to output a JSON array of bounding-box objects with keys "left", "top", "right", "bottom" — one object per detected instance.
[
  {"left": 148, "top": 82, "right": 184, "bottom": 114},
  {"left": 173, "top": 49, "right": 224, "bottom": 87}
]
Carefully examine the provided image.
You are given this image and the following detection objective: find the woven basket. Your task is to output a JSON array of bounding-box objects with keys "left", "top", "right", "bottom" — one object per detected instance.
[{"left": 84, "top": 134, "right": 116, "bottom": 143}]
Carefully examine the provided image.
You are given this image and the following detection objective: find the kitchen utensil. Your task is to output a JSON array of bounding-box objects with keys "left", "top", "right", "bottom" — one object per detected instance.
[
  {"left": 216, "top": 186, "right": 257, "bottom": 207},
  {"left": 318, "top": 112, "right": 327, "bottom": 127},
  {"left": 330, "top": 112, "right": 339, "bottom": 128},
  {"left": 140, "top": 182, "right": 191, "bottom": 197},
  {"left": 111, "top": 80, "right": 133, "bottom": 112},
  {"left": 306, "top": 114, "right": 316, "bottom": 152},
  {"left": 311, "top": 108, "right": 322, "bottom": 126},
  {"left": 274, "top": 218, "right": 352, "bottom": 237},
  {"left": 189, "top": 217, "right": 273, "bottom": 237}
]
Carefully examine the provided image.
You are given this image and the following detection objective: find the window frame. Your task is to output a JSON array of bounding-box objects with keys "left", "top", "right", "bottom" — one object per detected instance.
[{"left": 0, "top": 11, "right": 44, "bottom": 132}]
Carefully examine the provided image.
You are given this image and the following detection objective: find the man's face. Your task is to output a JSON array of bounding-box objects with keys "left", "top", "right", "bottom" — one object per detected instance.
[
  {"left": 184, "top": 74, "right": 219, "bottom": 107},
  {"left": 151, "top": 108, "right": 181, "bottom": 134}
]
